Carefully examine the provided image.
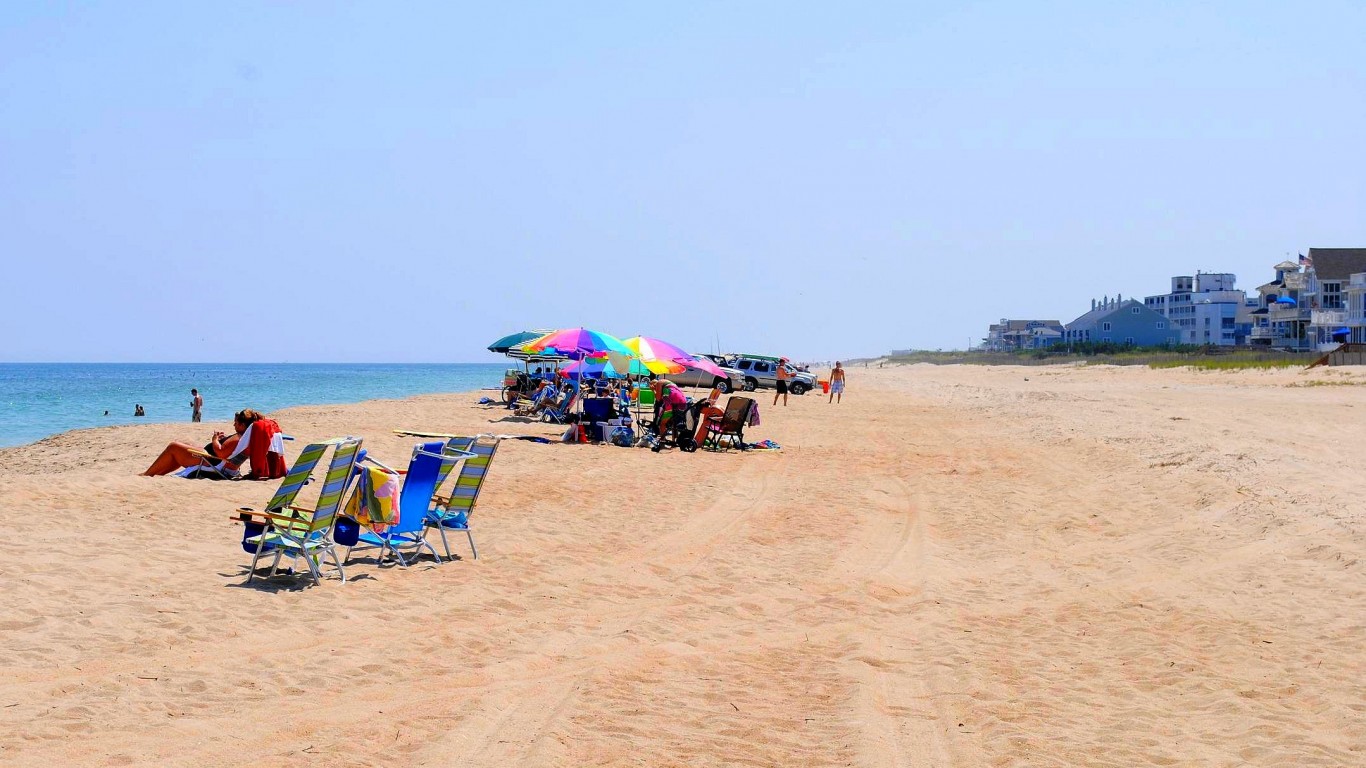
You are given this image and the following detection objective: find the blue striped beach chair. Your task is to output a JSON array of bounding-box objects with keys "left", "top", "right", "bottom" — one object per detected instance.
[
  {"left": 425, "top": 435, "right": 501, "bottom": 561},
  {"left": 240, "top": 437, "right": 363, "bottom": 585}
]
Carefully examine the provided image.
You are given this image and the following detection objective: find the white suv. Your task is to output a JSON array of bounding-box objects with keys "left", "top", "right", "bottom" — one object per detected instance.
[{"left": 727, "top": 356, "right": 818, "bottom": 394}]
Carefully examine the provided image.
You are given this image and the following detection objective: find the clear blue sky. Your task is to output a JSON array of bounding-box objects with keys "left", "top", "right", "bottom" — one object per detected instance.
[{"left": 2, "top": 2, "right": 1363, "bottom": 362}]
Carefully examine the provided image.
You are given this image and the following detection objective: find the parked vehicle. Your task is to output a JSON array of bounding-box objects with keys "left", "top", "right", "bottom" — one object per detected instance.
[
  {"left": 725, "top": 355, "right": 818, "bottom": 394},
  {"left": 663, "top": 355, "right": 743, "bottom": 393}
]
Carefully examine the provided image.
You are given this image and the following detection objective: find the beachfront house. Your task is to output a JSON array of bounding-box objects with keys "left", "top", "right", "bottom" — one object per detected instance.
[
  {"left": 1250, "top": 249, "right": 1366, "bottom": 351},
  {"left": 1344, "top": 271, "right": 1366, "bottom": 345},
  {"left": 1143, "top": 273, "right": 1250, "bottom": 346},
  {"left": 1302, "top": 248, "right": 1366, "bottom": 350},
  {"left": 1063, "top": 296, "right": 1181, "bottom": 347},
  {"left": 1251, "top": 260, "right": 1308, "bottom": 349},
  {"left": 984, "top": 319, "right": 1065, "bottom": 351}
]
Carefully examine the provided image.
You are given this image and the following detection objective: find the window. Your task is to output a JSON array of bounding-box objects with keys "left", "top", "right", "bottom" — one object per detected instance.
[
  {"left": 1125, "top": 337, "right": 1134, "bottom": 345},
  {"left": 1103, "top": 322, "right": 1111, "bottom": 331},
  {"left": 1156, "top": 321, "right": 1165, "bottom": 329},
  {"left": 1131, "top": 307, "right": 1140, "bottom": 315}
]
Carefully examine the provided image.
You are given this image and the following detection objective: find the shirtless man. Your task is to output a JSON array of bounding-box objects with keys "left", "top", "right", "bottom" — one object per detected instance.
[
  {"left": 828, "top": 361, "right": 846, "bottom": 404},
  {"left": 191, "top": 388, "right": 203, "bottom": 422},
  {"left": 773, "top": 359, "right": 792, "bottom": 407}
]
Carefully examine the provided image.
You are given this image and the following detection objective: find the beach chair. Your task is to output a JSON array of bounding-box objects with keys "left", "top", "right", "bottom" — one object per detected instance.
[
  {"left": 232, "top": 436, "right": 317, "bottom": 555},
  {"left": 702, "top": 397, "right": 755, "bottom": 451},
  {"left": 238, "top": 437, "right": 363, "bottom": 585},
  {"left": 513, "top": 385, "right": 556, "bottom": 416},
  {"left": 425, "top": 435, "right": 501, "bottom": 561},
  {"left": 344, "top": 440, "right": 473, "bottom": 567},
  {"left": 581, "top": 396, "right": 616, "bottom": 442},
  {"left": 540, "top": 391, "right": 579, "bottom": 424},
  {"left": 634, "top": 386, "right": 657, "bottom": 435}
]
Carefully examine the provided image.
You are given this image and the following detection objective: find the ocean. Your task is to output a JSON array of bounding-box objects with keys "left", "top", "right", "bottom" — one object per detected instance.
[{"left": 0, "top": 363, "right": 507, "bottom": 448}]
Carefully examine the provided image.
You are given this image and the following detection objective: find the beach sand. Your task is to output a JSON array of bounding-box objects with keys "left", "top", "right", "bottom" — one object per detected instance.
[{"left": 1, "top": 364, "right": 1362, "bottom": 767}]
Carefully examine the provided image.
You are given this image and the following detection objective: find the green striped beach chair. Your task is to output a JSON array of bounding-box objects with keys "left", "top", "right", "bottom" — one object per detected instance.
[
  {"left": 242, "top": 437, "right": 363, "bottom": 585},
  {"left": 425, "top": 435, "right": 500, "bottom": 561}
]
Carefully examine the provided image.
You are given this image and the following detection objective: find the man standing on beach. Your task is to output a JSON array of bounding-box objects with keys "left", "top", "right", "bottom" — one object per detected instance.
[
  {"left": 828, "top": 361, "right": 846, "bottom": 404},
  {"left": 190, "top": 389, "right": 202, "bottom": 422},
  {"left": 773, "top": 358, "right": 792, "bottom": 407}
]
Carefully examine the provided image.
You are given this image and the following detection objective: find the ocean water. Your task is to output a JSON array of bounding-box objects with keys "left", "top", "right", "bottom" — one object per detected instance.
[{"left": 0, "top": 363, "right": 507, "bottom": 448}]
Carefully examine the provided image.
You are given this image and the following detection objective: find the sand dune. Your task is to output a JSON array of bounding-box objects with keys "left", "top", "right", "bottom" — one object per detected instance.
[{"left": 1, "top": 364, "right": 1361, "bottom": 766}]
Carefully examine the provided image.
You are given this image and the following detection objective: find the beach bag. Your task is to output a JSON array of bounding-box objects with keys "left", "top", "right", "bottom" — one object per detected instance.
[
  {"left": 333, "top": 516, "right": 361, "bottom": 547},
  {"left": 611, "top": 425, "right": 634, "bottom": 447}
]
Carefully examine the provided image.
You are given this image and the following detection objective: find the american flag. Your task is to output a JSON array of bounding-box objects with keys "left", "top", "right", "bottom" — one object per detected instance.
[{"left": 1299, "top": 252, "right": 1313, "bottom": 267}]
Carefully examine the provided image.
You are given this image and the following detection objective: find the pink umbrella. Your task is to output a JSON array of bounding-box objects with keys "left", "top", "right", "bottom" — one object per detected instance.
[{"left": 683, "top": 356, "right": 727, "bottom": 378}]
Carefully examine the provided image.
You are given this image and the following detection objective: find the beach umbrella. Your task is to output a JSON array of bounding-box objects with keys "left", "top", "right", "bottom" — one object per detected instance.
[
  {"left": 558, "top": 358, "right": 646, "bottom": 379},
  {"left": 622, "top": 336, "right": 693, "bottom": 375},
  {"left": 683, "top": 356, "right": 727, "bottom": 379},
  {"left": 487, "top": 330, "right": 552, "bottom": 354},
  {"left": 521, "top": 328, "right": 635, "bottom": 359},
  {"left": 1275, "top": 296, "right": 1297, "bottom": 306}
]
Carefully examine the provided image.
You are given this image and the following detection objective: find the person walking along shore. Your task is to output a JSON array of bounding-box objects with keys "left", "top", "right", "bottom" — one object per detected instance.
[{"left": 191, "top": 388, "right": 203, "bottom": 422}]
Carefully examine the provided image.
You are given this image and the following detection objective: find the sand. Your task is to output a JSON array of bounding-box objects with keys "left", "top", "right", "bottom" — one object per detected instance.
[{"left": 0, "top": 364, "right": 1362, "bottom": 767}]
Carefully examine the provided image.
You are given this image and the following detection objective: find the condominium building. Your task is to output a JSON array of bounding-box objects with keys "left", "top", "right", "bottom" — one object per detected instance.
[{"left": 1143, "top": 273, "right": 1249, "bottom": 346}]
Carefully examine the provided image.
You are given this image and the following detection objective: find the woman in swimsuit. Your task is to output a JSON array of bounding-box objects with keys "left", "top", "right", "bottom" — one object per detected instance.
[{"left": 140, "top": 409, "right": 261, "bottom": 476}]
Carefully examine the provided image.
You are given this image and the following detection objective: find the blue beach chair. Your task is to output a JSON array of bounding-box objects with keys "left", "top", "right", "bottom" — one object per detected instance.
[
  {"left": 540, "top": 390, "right": 579, "bottom": 424},
  {"left": 344, "top": 441, "right": 473, "bottom": 567}
]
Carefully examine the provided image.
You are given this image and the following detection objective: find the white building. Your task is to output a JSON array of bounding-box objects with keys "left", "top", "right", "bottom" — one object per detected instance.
[{"left": 1143, "top": 272, "right": 1249, "bottom": 346}]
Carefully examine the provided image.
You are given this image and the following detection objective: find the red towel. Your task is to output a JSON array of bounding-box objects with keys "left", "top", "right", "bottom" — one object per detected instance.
[{"left": 245, "top": 418, "right": 287, "bottom": 480}]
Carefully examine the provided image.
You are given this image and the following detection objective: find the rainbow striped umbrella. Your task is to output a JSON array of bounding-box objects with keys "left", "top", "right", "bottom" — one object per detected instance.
[
  {"left": 520, "top": 328, "right": 635, "bottom": 359},
  {"left": 623, "top": 336, "right": 695, "bottom": 375},
  {"left": 558, "top": 358, "right": 649, "bottom": 379}
]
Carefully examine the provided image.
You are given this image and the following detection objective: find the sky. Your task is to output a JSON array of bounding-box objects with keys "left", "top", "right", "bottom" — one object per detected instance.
[{"left": 1, "top": 1, "right": 1363, "bottom": 363}]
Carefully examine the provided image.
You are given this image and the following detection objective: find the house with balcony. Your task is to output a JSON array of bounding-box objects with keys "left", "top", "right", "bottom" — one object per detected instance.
[
  {"left": 984, "top": 319, "right": 1065, "bottom": 351},
  {"left": 1143, "top": 272, "right": 1250, "bottom": 346},
  {"left": 1344, "top": 272, "right": 1366, "bottom": 345},
  {"left": 1250, "top": 260, "right": 1311, "bottom": 349},
  {"left": 1063, "top": 296, "right": 1180, "bottom": 347},
  {"left": 1301, "top": 248, "right": 1366, "bottom": 350},
  {"left": 1250, "top": 249, "right": 1366, "bottom": 350}
]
